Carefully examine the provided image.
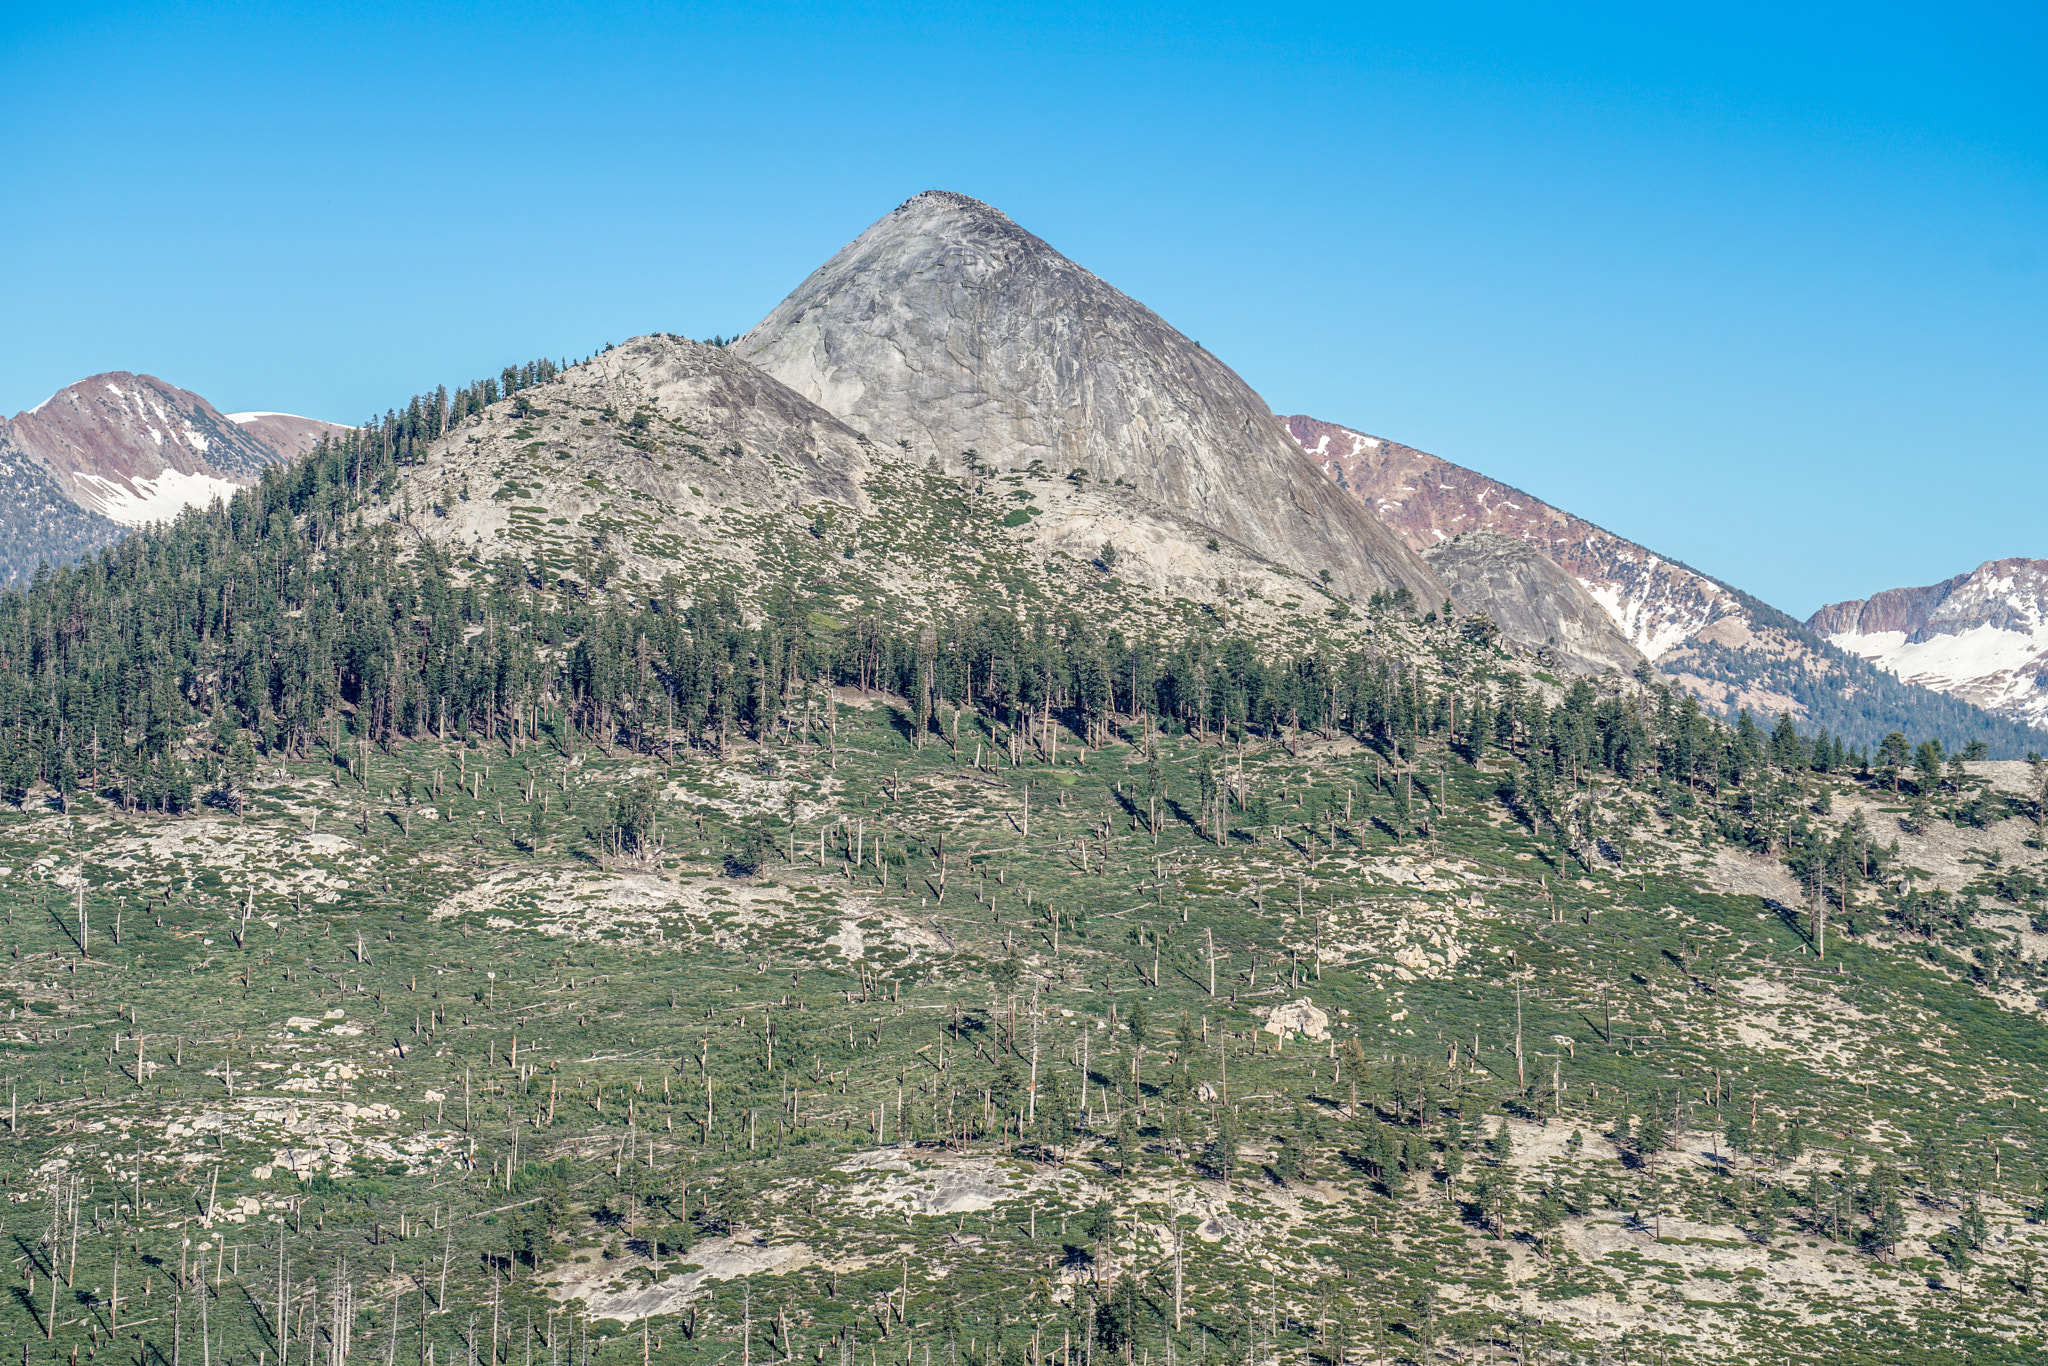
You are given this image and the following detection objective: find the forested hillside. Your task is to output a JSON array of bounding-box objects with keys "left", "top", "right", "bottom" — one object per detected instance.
[{"left": 5, "top": 348, "right": 2048, "bottom": 1366}]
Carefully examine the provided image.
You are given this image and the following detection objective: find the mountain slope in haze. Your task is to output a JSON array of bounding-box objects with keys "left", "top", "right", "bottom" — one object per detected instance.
[
  {"left": 1811, "top": 557, "right": 2048, "bottom": 729},
  {"left": 738, "top": 192, "right": 1447, "bottom": 608},
  {"left": 1423, "top": 530, "right": 1645, "bottom": 676},
  {"left": 1284, "top": 413, "right": 2046, "bottom": 755},
  {"left": 0, "top": 443, "right": 126, "bottom": 583},
  {"left": 0, "top": 374, "right": 349, "bottom": 582}
]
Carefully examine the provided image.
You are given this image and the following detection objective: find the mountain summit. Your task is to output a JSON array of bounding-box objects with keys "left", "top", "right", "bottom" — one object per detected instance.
[
  {"left": 740, "top": 192, "right": 1445, "bottom": 605},
  {"left": 0, "top": 373, "right": 348, "bottom": 582},
  {"left": 1810, "top": 557, "right": 2048, "bottom": 729},
  {"left": 7, "top": 373, "right": 293, "bottom": 524}
]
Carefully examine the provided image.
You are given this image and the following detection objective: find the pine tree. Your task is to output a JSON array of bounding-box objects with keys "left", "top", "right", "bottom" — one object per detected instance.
[
  {"left": 1877, "top": 732, "right": 1910, "bottom": 793},
  {"left": 1209, "top": 1107, "right": 1240, "bottom": 1190},
  {"left": 1635, "top": 1105, "right": 1668, "bottom": 1173}
]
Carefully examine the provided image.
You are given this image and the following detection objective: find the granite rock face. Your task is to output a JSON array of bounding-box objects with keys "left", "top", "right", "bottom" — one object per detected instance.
[
  {"left": 569, "top": 335, "right": 877, "bottom": 515},
  {"left": 1423, "top": 531, "right": 1645, "bottom": 677},
  {"left": 739, "top": 192, "right": 1446, "bottom": 606},
  {"left": 407, "top": 333, "right": 878, "bottom": 567},
  {"left": 392, "top": 334, "right": 1368, "bottom": 646}
]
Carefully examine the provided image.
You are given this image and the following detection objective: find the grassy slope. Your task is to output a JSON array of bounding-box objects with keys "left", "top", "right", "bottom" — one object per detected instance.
[
  {"left": 7, "top": 685, "right": 2048, "bottom": 1365},
  {"left": 5, "top": 379, "right": 2048, "bottom": 1366}
]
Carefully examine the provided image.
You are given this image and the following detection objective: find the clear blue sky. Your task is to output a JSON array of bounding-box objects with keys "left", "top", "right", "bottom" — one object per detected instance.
[{"left": 4, "top": 1, "right": 2041, "bottom": 617}]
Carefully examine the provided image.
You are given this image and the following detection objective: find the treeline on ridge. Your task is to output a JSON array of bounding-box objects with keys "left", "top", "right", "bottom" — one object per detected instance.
[{"left": 0, "top": 357, "right": 1971, "bottom": 888}]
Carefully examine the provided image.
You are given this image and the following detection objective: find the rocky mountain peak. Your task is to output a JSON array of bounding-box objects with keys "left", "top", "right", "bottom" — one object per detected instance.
[
  {"left": 2, "top": 372, "right": 333, "bottom": 528},
  {"left": 0, "top": 372, "right": 349, "bottom": 583},
  {"left": 738, "top": 194, "right": 1445, "bottom": 605},
  {"left": 1810, "top": 558, "right": 2048, "bottom": 728}
]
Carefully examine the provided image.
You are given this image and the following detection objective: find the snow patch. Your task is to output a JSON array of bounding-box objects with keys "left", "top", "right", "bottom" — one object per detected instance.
[
  {"left": 1580, "top": 579, "right": 1708, "bottom": 660},
  {"left": 73, "top": 468, "right": 245, "bottom": 526},
  {"left": 104, "top": 382, "right": 125, "bottom": 398},
  {"left": 1826, "top": 624, "right": 2048, "bottom": 717}
]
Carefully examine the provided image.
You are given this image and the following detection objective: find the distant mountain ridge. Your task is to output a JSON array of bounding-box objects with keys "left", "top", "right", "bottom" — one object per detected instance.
[
  {"left": 224, "top": 410, "right": 351, "bottom": 459},
  {"left": 1282, "top": 413, "right": 2047, "bottom": 756},
  {"left": 0, "top": 373, "right": 347, "bottom": 582},
  {"left": 1810, "top": 557, "right": 2048, "bottom": 730},
  {"left": 1283, "top": 415, "right": 1743, "bottom": 660}
]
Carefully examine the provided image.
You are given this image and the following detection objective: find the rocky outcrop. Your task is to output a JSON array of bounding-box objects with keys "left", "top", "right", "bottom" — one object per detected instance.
[
  {"left": 1810, "top": 559, "right": 2048, "bottom": 728},
  {"left": 570, "top": 334, "right": 876, "bottom": 512},
  {"left": 1422, "top": 531, "right": 1645, "bottom": 676},
  {"left": 739, "top": 192, "right": 1446, "bottom": 607},
  {"left": 404, "top": 333, "right": 878, "bottom": 564},
  {"left": 410, "top": 333, "right": 1339, "bottom": 611}
]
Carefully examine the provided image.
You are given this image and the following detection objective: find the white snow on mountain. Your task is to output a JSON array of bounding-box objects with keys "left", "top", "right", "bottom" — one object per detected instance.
[
  {"left": 1580, "top": 580, "right": 1709, "bottom": 660},
  {"left": 1825, "top": 623, "right": 2048, "bottom": 728},
  {"left": 73, "top": 468, "right": 246, "bottom": 526},
  {"left": 1811, "top": 557, "right": 2048, "bottom": 730}
]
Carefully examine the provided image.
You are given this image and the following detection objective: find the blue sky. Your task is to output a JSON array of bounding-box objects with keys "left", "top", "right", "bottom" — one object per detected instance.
[{"left": 3, "top": 1, "right": 2041, "bottom": 616}]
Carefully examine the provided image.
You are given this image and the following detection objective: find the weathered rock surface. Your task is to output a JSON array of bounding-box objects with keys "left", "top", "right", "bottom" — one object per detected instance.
[
  {"left": 1423, "top": 530, "right": 1645, "bottom": 676},
  {"left": 739, "top": 191, "right": 1446, "bottom": 606},
  {"left": 401, "top": 334, "right": 1367, "bottom": 632},
  {"left": 410, "top": 333, "right": 877, "bottom": 564},
  {"left": 570, "top": 334, "right": 877, "bottom": 513}
]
